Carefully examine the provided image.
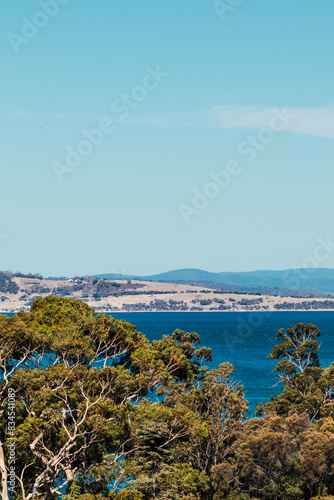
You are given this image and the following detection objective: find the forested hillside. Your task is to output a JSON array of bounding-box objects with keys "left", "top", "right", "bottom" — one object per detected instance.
[{"left": 0, "top": 272, "right": 19, "bottom": 295}]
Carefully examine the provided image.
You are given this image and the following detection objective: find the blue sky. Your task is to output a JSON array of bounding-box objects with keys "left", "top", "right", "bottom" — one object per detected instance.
[{"left": 1, "top": 0, "right": 334, "bottom": 277}]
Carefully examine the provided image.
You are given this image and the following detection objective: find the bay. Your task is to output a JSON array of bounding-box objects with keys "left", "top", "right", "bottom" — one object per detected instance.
[
  {"left": 2, "top": 310, "right": 334, "bottom": 414},
  {"left": 112, "top": 311, "right": 334, "bottom": 413}
]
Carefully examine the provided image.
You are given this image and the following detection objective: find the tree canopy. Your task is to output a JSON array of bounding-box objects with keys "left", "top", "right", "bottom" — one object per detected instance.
[{"left": 0, "top": 299, "right": 333, "bottom": 500}]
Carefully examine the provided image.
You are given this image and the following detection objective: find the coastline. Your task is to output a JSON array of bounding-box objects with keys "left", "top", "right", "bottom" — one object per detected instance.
[
  {"left": 2, "top": 308, "right": 334, "bottom": 315},
  {"left": 1, "top": 277, "right": 334, "bottom": 315},
  {"left": 109, "top": 309, "right": 334, "bottom": 313}
]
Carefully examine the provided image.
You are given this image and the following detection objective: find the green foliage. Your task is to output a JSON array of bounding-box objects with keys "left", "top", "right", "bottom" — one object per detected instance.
[
  {"left": 0, "top": 297, "right": 217, "bottom": 499},
  {"left": 63, "top": 477, "right": 82, "bottom": 499},
  {"left": 199, "top": 299, "right": 212, "bottom": 306},
  {"left": 0, "top": 271, "right": 19, "bottom": 294},
  {"left": 257, "top": 323, "right": 334, "bottom": 421},
  {"left": 0, "top": 301, "right": 333, "bottom": 500}
]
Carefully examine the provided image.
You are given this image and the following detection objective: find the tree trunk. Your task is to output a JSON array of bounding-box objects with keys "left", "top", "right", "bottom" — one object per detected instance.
[{"left": 0, "top": 443, "right": 9, "bottom": 500}]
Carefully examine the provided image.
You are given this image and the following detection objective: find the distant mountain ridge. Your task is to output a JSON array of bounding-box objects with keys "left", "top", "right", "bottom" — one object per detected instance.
[{"left": 94, "top": 268, "right": 334, "bottom": 295}]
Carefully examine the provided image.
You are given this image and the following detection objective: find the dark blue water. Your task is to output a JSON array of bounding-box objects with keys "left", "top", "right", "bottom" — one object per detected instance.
[
  {"left": 112, "top": 311, "right": 334, "bottom": 414},
  {"left": 3, "top": 310, "right": 334, "bottom": 413}
]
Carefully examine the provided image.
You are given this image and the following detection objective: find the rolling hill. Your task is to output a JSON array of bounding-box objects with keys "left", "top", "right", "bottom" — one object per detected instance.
[{"left": 94, "top": 268, "right": 334, "bottom": 296}]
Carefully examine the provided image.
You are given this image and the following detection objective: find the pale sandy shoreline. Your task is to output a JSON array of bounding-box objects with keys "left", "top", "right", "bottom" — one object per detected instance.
[
  {"left": 109, "top": 309, "right": 334, "bottom": 313},
  {"left": 0, "top": 309, "right": 334, "bottom": 316}
]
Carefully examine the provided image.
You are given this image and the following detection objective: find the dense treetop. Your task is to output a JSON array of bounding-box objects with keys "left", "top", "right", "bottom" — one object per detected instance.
[{"left": 0, "top": 297, "right": 333, "bottom": 500}]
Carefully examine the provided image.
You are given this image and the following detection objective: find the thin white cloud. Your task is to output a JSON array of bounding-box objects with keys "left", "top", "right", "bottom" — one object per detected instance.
[
  {"left": 127, "top": 105, "right": 334, "bottom": 140},
  {"left": 2, "top": 105, "right": 334, "bottom": 140},
  {"left": 207, "top": 105, "right": 334, "bottom": 139},
  {"left": 0, "top": 109, "right": 30, "bottom": 119},
  {"left": 0, "top": 110, "right": 95, "bottom": 121}
]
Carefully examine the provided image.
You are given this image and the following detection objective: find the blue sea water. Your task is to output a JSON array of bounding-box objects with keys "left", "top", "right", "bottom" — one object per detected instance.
[
  {"left": 2, "top": 310, "right": 334, "bottom": 413},
  {"left": 111, "top": 311, "right": 334, "bottom": 414}
]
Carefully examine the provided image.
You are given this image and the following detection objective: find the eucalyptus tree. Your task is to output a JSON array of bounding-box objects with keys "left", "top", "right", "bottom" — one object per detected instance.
[
  {"left": 0, "top": 297, "right": 217, "bottom": 499},
  {"left": 256, "top": 323, "right": 334, "bottom": 421}
]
